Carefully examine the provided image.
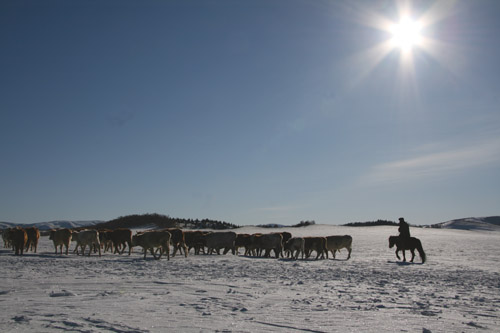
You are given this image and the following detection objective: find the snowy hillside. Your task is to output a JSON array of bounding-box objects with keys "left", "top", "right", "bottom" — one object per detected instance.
[
  {"left": 430, "top": 216, "right": 500, "bottom": 231},
  {"left": 1, "top": 225, "right": 499, "bottom": 332}
]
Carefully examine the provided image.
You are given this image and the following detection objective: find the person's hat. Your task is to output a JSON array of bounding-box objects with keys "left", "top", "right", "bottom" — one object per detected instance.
[{"left": 399, "top": 217, "right": 405, "bottom": 222}]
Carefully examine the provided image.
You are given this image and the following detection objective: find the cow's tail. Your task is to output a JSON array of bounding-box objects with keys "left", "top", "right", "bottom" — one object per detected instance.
[{"left": 416, "top": 239, "right": 426, "bottom": 264}]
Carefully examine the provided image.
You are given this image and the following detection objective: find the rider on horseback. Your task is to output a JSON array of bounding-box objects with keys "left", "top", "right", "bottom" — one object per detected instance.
[{"left": 398, "top": 217, "right": 411, "bottom": 239}]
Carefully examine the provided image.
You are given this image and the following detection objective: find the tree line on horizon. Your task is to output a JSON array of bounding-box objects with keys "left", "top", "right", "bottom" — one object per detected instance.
[
  {"left": 342, "top": 219, "right": 398, "bottom": 227},
  {"left": 93, "top": 213, "right": 239, "bottom": 230}
]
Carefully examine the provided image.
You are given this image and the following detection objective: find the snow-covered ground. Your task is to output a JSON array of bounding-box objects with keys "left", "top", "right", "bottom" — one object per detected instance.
[{"left": 1, "top": 225, "right": 499, "bottom": 332}]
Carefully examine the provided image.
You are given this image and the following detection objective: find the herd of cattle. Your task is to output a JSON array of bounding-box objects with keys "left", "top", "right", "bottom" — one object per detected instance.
[{"left": 1, "top": 227, "right": 353, "bottom": 261}]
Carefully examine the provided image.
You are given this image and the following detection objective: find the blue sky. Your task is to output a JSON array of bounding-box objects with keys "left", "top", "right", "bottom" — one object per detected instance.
[{"left": 1, "top": 0, "right": 499, "bottom": 225}]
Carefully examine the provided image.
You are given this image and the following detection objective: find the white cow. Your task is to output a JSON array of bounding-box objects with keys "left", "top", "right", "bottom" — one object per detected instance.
[
  {"left": 73, "top": 230, "right": 101, "bottom": 257},
  {"left": 326, "top": 235, "right": 352, "bottom": 260}
]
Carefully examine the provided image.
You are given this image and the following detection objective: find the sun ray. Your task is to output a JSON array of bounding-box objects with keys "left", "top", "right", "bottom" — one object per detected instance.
[{"left": 345, "top": 39, "right": 394, "bottom": 88}]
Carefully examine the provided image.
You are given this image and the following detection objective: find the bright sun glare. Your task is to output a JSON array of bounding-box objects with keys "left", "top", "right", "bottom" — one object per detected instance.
[
  {"left": 390, "top": 17, "right": 422, "bottom": 52},
  {"left": 351, "top": 1, "right": 458, "bottom": 85}
]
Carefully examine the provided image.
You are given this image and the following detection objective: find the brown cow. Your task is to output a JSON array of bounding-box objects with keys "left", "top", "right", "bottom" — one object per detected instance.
[
  {"left": 49, "top": 229, "right": 72, "bottom": 255},
  {"left": 205, "top": 231, "right": 237, "bottom": 255},
  {"left": 2, "top": 228, "right": 12, "bottom": 248},
  {"left": 284, "top": 237, "right": 305, "bottom": 259},
  {"left": 246, "top": 233, "right": 263, "bottom": 256},
  {"left": 235, "top": 233, "right": 252, "bottom": 255},
  {"left": 184, "top": 231, "right": 210, "bottom": 255},
  {"left": 272, "top": 231, "right": 292, "bottom": 257},
  {"left": 10, "top": 227, "right": 27, "bottom": 255},
  {"left": 165, "top": 228, "right": 188, "bottom": 257},
  {"left": 24, "top": 227, "right": 40, "bottom": 253},
  {"left": 98, "top": 229, "right": 114, "bottom": 253},
  {"left": 110, "top": 228, "right": 133, "bottom": 255},
  {"left": 252, "top": 233, "right": 283, "bottom": 258},
  {"left": 304, "top": 237, "right": 327, "bottom": 260}
]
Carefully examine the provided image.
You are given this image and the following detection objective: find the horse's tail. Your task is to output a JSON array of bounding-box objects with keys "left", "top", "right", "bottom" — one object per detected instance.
[{"left": 416, "top": 239, "right": 426, "bottom": 264}]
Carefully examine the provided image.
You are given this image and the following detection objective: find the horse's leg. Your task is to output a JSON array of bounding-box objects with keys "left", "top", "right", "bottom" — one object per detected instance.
[
  {"left": 395, "top": 249, "right": 401, "bottom": 260},
  {"left": 410, "top": 249, "right": 415, "bottom": 262},
  {"left": 402, "top": 250, "right": 406, "bottom": 262}
]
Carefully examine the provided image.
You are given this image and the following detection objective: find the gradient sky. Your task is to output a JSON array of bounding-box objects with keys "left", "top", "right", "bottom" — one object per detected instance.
[{"left": 1, "top": 0, "right": 499, "bottom": 225}]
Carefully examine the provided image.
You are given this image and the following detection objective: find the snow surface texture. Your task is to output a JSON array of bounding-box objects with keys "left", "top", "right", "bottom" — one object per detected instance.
[{"left": 1, "top": 225, "right": 499, "bottom": 332}]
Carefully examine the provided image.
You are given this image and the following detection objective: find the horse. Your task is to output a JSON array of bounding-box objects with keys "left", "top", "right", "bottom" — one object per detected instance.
[{"left": 388, "top": 236, "right": 426, "bottom": 264}]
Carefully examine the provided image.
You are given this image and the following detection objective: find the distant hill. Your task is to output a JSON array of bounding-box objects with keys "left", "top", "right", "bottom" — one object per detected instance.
[
  {"left": 0, "top": 214, "right": 238, "bottom": 231},
  {"left": 93, "top": 214, "right": 238, "bottom": 230},
  {"left": 0, "top": 220, "right": 103, "bottom": 230},
  {"left": 428, "top": 216, "right": 500, "bottom": 231}
]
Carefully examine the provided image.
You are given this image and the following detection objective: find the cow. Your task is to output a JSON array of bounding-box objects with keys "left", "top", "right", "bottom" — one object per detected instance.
[
  {"left": 304, "top": 237, "right": 328, "bottom": 260},
  {"left": 10, "top": 227, "right": 27, "bottom": 255},
  {"left": 326, "top": 235, "right": 352, "bottom": 260},
  {"left": 98, "top": 229, "right": 114, "bottom": 253},
  {"left": 132, "top": 230, "right": 171, "bottom": 260},
  {"left": 165, "top": 228, "right": 188, "bottom": 257},
  {"left": 245, "top": 233, "right": 263, "bottom": 256},
  {"left": 24, "top": 227, "right": 40, "bottom": 253},
  {"left": 205, "top": 231, "right": 237, "bottom": 255},
  {"left": 184, "top": 231, "right": 210, "bottom": 255},
  {"left": 49, "top": 228, "right": 73, "bottom": 255},
  {"left": 235, "top": 233, "right": 252, "bottom": 255},
  {"left": 2, "top": 228, "right": 12, "bottom": 248},
  {"left": 72, "top": 229, "right": 101, "bottom": 257},
  {"left": 284, "top": 237, "right": 305, "bottom": 259},
  {"left": 110, "top": 228, "right": 133, "bottom": 255},
  {"left": 252, "top": 233, "right": 283, "bottom": 258}
]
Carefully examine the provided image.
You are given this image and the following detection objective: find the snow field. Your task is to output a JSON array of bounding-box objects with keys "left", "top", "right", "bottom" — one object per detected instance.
[{"left": 1, "top": 225, "right": 499, "bottom": 332}]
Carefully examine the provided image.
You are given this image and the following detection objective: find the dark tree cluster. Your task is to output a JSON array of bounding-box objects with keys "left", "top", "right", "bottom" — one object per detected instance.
[
  {"left": 343, "top": 219, "right": 398, "bottom": 227},
  {"left": 293, "top": 220, "right": 316, "bottom": 228},
  {"left": 93, "top": 214, "right": 238, "bottom": 230},
  {"left": 257, "top": 224, "right": 285, "bottom": 229},
  {"left": 181, "top": 218, "right": 238, "bottom": 230}
]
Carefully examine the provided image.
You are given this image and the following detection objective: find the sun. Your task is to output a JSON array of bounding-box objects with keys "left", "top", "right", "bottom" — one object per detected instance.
[
  {"left": 389, "top": 17, "right": 422, "bottom": 52},
  {"left": 347, "top": 1, "right": 459, "bottom": 86}
]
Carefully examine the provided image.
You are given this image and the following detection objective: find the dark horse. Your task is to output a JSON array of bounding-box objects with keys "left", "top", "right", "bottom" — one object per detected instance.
[{"left": 388, "top": 236, "right": 426, "bottom": 264}]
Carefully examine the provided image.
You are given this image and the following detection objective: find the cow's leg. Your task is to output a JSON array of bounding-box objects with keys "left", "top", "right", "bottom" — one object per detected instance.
[
  {"left": 166, "top": 248, "right": 170, "bottom": 260},
  {"left": 157, "top": 247, "right": 163, "bottom": 260}
]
